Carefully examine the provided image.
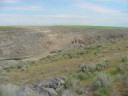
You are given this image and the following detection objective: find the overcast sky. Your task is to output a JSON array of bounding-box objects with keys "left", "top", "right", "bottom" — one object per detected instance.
[{"left": 0, "top": 0, "right": 128, "bottom": 27}]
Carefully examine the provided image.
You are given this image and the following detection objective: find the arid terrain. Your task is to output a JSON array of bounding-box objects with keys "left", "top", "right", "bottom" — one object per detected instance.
[
  {"left": 0, "top": 26, "right": 128, "bottom": 58},
  {"left": 0, "top": 26, "right": 128, "bottom": 96}
]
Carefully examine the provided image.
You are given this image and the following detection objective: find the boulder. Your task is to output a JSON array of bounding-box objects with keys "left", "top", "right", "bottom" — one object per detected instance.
[
  {"left": 17, "top": 86, "right": 35, "bottom": 96},
  {"left": 41, "top": 88, "right": 58, "bottom": 96},
  {"left": 32, "top": 78, "right": 65, "bottom": 96},
  {"left": 33, "top": 78, "right": 65, "bottom": 91},
  {"left": 61, "top": 90, "right": 73, "bottom": 96}
]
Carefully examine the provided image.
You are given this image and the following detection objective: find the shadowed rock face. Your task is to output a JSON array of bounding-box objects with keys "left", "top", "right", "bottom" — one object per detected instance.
[{"left": 0, "top": 26, "right": 128, "bottom": 58}]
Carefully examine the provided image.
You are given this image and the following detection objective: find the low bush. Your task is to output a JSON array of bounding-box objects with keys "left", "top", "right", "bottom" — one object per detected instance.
[
  {"left": 116, "top": 64, "right": 128, "bottom": 74},
  {"left": 121, "top": 56, "right": 128, "bottom": 62},
  {"left": 93, "top": 88, "right": 111, "bottom": 96},
  {"left": 64, "top": 77, "right": 73, "bottom": 88},
  {"left": 79, "top": 59, "right": 109, "bottom": 74},
  {"left": 95, "top": 64, "right": 103, "bottom": 71},
  {"left": 63, "top": 52, "right": 74, "bottom": 59},
  {"left": 95, "top": 59, "right": 109, "bottom": 71},
  {"left": 76, "top": 72, "right": 89, "bottom": 80},
  {"left": 76, "top": 50, "right": 86, "bottom": 56},
  {"left": 93, "top": 73, "right": 114, "bottom": 89},
  {"left": 79, "top": 64, "right": 95, "bottom": 74},
  {"left": 78, "top": 60, "right": 109, "bottom": 80},
  {"left": 123, "top": 72, "right": 128, "bottom": 85}
]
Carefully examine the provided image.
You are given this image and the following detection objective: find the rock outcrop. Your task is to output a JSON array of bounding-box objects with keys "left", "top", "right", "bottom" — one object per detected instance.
[{"left": 32, "top": 78, "right": 65, "bottom": 96}]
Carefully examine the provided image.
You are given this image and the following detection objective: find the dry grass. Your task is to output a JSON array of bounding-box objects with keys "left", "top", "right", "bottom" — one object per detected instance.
[{"left": 4, "top": 39, "right": 128, "bottom": 85}]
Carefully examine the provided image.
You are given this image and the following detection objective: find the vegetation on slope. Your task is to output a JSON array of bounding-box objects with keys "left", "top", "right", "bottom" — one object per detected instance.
[{"left": 0, "top": 26, "right": 128, "bottom": 96}]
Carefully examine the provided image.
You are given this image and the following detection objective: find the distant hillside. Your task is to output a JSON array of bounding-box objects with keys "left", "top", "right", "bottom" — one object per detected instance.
[{"left": 0, "top": 26, "right": 128, "bottom": 58}]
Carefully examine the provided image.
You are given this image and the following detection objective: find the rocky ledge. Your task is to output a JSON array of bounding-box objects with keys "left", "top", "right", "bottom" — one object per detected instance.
[{"left": 20, "top": 78, "right": 68, "bottom": 96}]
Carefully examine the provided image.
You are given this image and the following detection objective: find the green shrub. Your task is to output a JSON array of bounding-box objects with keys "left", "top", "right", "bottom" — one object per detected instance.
[
  {"left": 122, "top": 71, "right": 128, "bottom": 85},
  {"left": 63, "top": 52, "right": 73, "bottom": 59},
  {"left": 121, "top": 56, "right": 128, "bottom": 62},
  {"left": 93, "top": 73, "right": 114, "bottom": 89},
  {"left": 102, "top": 59, "right": 109, "bottom": 67},
  {"left": 115, "top": 64, "right": 128, "bottom": 85},
  {"left": 64, "top": 77, "right": 73, "bottom": 88},
  {"left": 17, "top": 65, "right": 22, "bottom": 69},
  {"left": 79, "top": 64, "right": 89, "bottom": 73},
  {"left": 77, "top": 51, "right": 86, "bottom": 56},
  {"left": 77, "top": 72, "right": 89, "bottom": 80},
  {"left": 94, "top": 88, "right": 111, "bottom": 96},
  {"left": 95, "top": 59, "right": 109, "bottom": 71},
  {"left": 95, "top": 64, "right": 103, "bottom": 71},
  {"left": 116, "top": 64, "right": 128, "bottom": 74},
  {"left": 79, "top": 64, "right": 95, "bottom": 74}
]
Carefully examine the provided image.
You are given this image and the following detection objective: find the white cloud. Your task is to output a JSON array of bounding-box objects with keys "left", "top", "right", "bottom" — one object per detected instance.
[
  {"left": 95, "top": 0, "right": 128, "bottom": 4},
  {"left": 39, "top": 15, "right": 87, "bottom": 18},
  {"left": 0, "top": 14, "right": 128, "bottom": 27},
  {"left": 0, "top": 14, "right": 87, "bottom": 18},
  {"left": 0, "top": 0, "right": 20, "bottom": 3},
  {"left": 76, "top": 2, "right": 120, "bottom": 14},
  {"left": 0, "top": 14, "right": 88, "bottom": 26},
  {"left": 1, "top": 6, "right": 44, "bottom": 12},
  {"left": 95, "top": 0, "right": 115, "bottom": 1}
]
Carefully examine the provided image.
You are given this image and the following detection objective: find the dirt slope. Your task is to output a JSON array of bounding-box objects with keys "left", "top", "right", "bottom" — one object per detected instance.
[{"left": 0, "top": 26, "right": 128, "bottom": 58}]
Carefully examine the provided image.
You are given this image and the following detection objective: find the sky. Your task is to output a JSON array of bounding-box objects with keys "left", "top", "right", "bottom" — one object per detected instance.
[{"left": 0, "top": 0, "right": 128, "bottom": 27}]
